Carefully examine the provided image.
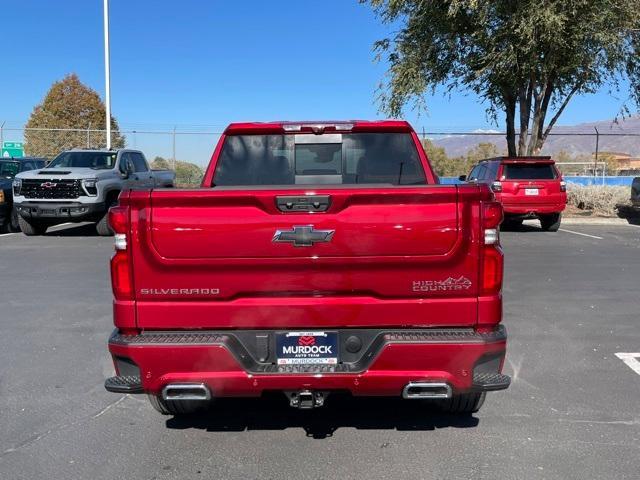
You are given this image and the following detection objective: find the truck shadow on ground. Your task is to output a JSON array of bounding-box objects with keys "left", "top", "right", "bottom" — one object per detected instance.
[
  {"left": 44, "top": 223, "right": 99, "bottom": 237},
  {"left": 165, "top": 394, "right": 479, "bottom": 439},
  {"left": 500, "top": 223, "right": 544, "bottom": 233}
]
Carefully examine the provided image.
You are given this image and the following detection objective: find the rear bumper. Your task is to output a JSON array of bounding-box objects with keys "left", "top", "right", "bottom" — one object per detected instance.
[
  {"left": 106, "top": 326, "right": 509, "bottom": 397},
  {"left": 502, "top": 203, "right": 566, "bottom": 216},
  {"left": 15, "top": 201, "right": 105, "bottom": 222}
]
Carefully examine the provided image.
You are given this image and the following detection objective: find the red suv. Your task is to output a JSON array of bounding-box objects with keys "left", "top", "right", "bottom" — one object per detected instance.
[{"left": 462, "top": 157, "right": 567, "bottom": 231}]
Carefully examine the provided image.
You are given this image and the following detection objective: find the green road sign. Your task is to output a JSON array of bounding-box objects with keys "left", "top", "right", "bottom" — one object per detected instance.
[{"left": 2, "top": 141, "right": 24, "bottom": 158}]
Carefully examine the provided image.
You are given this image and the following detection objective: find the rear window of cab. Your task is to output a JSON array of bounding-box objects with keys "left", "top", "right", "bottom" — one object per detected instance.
[
  {"left": 502, "top": 163, "right": 557, "bottom": 180},
  {"left": 213, "top": 133, "right": 427, "bottom": 186}
]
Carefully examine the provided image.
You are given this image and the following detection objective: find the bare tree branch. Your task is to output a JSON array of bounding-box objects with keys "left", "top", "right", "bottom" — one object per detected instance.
[{"left": 541, "top": 82, "right": 583, "bottom": 143}]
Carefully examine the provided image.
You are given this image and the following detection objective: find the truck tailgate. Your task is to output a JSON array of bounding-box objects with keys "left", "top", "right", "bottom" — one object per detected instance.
[{"left": 129, "top": 185, "right": 485, "bottom": 329}]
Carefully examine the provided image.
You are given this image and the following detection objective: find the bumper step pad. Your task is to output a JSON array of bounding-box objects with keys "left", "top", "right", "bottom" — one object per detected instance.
[
  {"left": 104, "top": 375, "right": 143, "bottom": 394},
  {"left": 473, "top": 372, "right": 511, "bottom": 391}
]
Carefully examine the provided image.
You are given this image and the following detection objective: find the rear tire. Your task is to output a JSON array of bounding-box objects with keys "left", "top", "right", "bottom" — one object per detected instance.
[
  {"left": 7, "top": 208, "right": 21, "bottom": 233},
  {"left": 18, "top": 215, "right": 47, "bottom": 236},
  {"left": 540, "top": 213, "right": 561, "bottom": 232},
  {"left": 439, "top": 392, "right": 486, "bottom": 414},
  {"left": 147, "top": 394, "right": 210, "bottom": 416},
  {"left": 95, "top": 212, "right": 113, "bottom": 236}
]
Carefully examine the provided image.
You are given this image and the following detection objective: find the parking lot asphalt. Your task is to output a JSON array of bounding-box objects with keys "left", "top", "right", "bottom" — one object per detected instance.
[{"left": 0, "top": 222, "right": 639, "bottom": 480}]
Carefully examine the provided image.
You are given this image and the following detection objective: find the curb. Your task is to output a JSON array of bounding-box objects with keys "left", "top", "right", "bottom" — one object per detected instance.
[{"left": 531, "top": 217, "right": 632, "bottom": 225}]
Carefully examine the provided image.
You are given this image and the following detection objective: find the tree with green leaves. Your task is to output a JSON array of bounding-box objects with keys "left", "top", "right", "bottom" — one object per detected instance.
[
  {"left": 24, "top": 73, "right": 124, "bottom": 157},
  {"left": 364, "top": 0, "right": 640, "bottom": 156},
  {"left": 465, "top": 142, "right": 502, "bottom": 163},
  {"left": 422, "top": 139, "right": 503, "bottom": 176},
  {"left": 151, "top": 156, "right": 171, "bottom": 169},
  {"left": 151, "top": 156, "right": 204, "bottom": 186}
]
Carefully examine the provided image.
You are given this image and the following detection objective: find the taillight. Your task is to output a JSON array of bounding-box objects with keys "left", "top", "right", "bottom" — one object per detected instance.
[
  {"left": 481, "top": 201, "right": 504, "bottom": 295},
  {"left": 481, "top": 245, "right": 503, "bottom": 295},
  {"left": 111, "top": 250, "right": 133, "bottom": 299},
  {"left": 490, "top": 181, "right": 502, "bottom": 192},
  {"left": 108, "top": 205, "right": 128, "bottom": 236},
  {"left": 482, "top": 201, "right": 503, "bottom": 232},
  {"left": 108, "top": 205, "right": 133, "bottom": 300},
  {"left": 560, "top": 180, "right": 566, "bottom": 192}
]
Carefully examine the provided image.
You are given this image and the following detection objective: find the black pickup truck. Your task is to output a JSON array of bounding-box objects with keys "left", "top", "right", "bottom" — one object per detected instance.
[{"left": 0, "top": 157, "right": 47, "bottom": 232}]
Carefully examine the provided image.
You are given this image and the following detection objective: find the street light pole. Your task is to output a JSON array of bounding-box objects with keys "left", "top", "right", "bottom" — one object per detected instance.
[{"left": 103, "top": 0, "right": 112, "bottom": 150}]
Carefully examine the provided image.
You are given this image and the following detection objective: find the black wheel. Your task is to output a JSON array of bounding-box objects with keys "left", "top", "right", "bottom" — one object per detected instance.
[
  {"left": 540, "top": 213, "right": 561, "bottom": 232},
  {"left": 95, "top": 211, "right": 113, "bottom": 236},
  {"left": 18, "top": 215, "right": 47, "bottom": 236},
  {"left": 7, "top": 207, "right": 21, "bottom": 233},
  {"left": 147, "top": 394, "right": 210, "bottom": 415},
  {"left": 439, "top": 392, "right": 486, "bottom": 414}
]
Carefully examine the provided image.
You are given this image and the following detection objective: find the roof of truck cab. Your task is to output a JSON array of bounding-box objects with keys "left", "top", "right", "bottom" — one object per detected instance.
[
  {"left": 224, "top": 120, "right": 414, "bottom": 134},
  {"left": 481, "top": 156, "right": 554, "bottom": 164},
  {"left": 0, "top": 156, "right": 47, "bottom": 162},
  {"left": 66, "top": 148, "right": 139, "bottom": 153}
]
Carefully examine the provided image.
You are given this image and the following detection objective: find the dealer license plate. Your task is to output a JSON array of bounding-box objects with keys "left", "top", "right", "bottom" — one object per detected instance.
[{"left": 276, "top": 331, "right": 338, "bottom": 365}]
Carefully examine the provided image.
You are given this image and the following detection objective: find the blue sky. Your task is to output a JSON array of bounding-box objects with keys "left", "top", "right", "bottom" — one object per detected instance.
[{"left": 0, "top": 0, "right": 633, "bottom": 164}]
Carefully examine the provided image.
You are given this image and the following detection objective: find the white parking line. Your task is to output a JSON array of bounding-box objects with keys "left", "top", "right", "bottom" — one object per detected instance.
[
  {"left": 0, "top": 233, "right": 17, "bottom": 237},
  {"left": 615, "top": 353, "right": 640, "bottom": 376},
  {"left": 558, "top": 228, "right": 603, "bottom": 240}
]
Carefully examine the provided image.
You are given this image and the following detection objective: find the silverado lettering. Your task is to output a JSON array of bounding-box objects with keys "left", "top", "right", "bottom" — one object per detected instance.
[
  {"left": 140, "top": 288, "right": 220, "bottom": 295},
  {"left": 104, "top": 120, "right": 511, "bottom": 415}
]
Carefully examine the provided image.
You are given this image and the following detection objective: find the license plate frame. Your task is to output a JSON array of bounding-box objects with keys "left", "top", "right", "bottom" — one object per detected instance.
[{"left": 276, "top": 331, "right": 339, "bottom": 365}]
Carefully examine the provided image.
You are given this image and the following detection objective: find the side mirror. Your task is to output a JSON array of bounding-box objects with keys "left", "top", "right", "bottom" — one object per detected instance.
[
  {"left": 458, "top": 175, "right": 467, "bottom": 182},
  {"left": 119, "top": 159, "right": 133, "bottom": 178}
]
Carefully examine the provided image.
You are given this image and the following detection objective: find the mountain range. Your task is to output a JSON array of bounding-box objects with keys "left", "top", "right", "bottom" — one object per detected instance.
[{"left": 431, "top": 116, "right": 640, "bottom": 158}]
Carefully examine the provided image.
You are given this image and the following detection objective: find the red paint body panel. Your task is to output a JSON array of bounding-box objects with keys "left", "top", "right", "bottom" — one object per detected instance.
[{"left": 108, "top": 120, "right": 507, "bottom": 398}]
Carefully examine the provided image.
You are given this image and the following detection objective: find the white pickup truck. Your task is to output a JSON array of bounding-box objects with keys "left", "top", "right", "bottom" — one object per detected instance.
[{"left": 12, "top": 149, "right": 174, "bottom": 236}]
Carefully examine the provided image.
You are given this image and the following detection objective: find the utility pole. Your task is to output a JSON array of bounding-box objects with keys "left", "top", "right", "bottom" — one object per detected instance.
[
  {"left": 172, "top": 127, "right": 176, "bottom": 170},
  {"left": 593, "top": 126, "right": 600, "bottom": 177},
  {"left": 103, "top": 0, "right": 112, "bottom": 149}
]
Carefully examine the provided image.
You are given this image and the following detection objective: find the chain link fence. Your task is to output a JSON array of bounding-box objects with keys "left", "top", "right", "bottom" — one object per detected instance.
[
  {"left": 0, "top": 125, "right": 223, "bottom": 171},
  {"left": 2, "top": 124, "right": 640, "bottom": 178}
]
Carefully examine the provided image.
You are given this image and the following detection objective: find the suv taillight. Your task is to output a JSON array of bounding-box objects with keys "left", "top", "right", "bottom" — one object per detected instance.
[
  {"left": 560, "top": 180, "right": 566, "bottom": 192},
  {"left": 481, "top": 201, "right": 504, "bottom": 295},
  {"left": 109, "top": 206, "right": 133, "bottom": 300}
]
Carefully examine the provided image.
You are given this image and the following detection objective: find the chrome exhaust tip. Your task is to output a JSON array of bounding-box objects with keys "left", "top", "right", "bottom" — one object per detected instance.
[
  {"left": 162, "top": 383, "right": 211, "bottom": 401},
  {"left": 402, "top": 382, "right": 452, "bottom": 399}
]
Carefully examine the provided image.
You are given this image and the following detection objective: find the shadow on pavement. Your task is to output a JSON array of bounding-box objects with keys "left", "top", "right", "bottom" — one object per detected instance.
[
  {"left": 45, "top": 223, "right": 101, "bottom": 237},
  {"left": 165, "top": 394, "right": 479, "bottom": 438},
  {"left": 500, "top": 222, "right": 543, "bottom": 233}
]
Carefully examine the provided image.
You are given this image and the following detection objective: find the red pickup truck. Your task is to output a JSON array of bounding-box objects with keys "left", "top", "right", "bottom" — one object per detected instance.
[{"left": 104, "top": 121, "right": 510, "bottom": 415}]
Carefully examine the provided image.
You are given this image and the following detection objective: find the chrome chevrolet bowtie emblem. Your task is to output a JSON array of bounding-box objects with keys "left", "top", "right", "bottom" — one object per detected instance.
[{"left": 272, "top": 225, "right": 335, "bottom": 247}]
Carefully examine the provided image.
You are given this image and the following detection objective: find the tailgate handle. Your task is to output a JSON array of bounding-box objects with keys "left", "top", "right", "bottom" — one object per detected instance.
[{"left": 276, "top": 195, "right": 331, "bottom": 213}]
